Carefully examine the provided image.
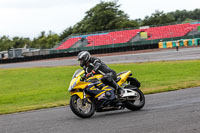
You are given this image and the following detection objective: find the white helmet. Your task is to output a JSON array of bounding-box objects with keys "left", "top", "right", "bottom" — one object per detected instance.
[{"left": 77, "top": 51, "right": 91, "bottom": 67}]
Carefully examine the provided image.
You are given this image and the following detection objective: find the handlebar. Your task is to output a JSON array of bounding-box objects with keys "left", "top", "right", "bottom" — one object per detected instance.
[{"left": 81, "top": 72, "right": 94, "bottom": 81}]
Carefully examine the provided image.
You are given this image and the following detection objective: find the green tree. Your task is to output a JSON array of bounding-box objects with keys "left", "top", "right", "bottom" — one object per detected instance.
[
  {"left": 0, "top": 36, "right": 12, "bottom": 51},
  {"left": 192, "top": 9, "right": 200, "bottom": 20},
  {"left": 11, "top": 37, "right": 30, "bottom": 48},
  {"left": 59, "top": 26, "right": 73, "bottom": 41},
  {"left": 72, "top": 1, "right": 138, "bottom": 34},
  {"left": 167, "top": 9, "right": 200, "bottom": 23},
  {"left": 31, "top": 31, "right": 59, "bottom": 49},
  {"left": 142, "top": 10, "right": 175, "bottom": 26}
]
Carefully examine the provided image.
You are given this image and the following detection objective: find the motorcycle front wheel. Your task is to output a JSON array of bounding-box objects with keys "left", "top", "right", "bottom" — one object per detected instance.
[
  {"left": 70, "top": 95, "right": 95, "bottom": 118},
  {"left": 125, "top": 86, "right": 145, "bottom": 111}
]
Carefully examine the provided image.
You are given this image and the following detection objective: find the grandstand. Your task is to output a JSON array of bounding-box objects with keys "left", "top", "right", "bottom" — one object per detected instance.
[
  {"left": 56, "top": 37, "right": 82, "bottom": 49},
  {"left": 55, "top": 22, "right": 200, "bottom": 50},
  {"left": 1, "top": 22, "right": 200, "bottom": 64}
]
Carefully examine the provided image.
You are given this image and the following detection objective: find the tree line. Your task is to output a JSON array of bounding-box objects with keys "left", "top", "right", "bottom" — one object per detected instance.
[{"left": 0, "top": 1, "right": 200, "bottom": 51}]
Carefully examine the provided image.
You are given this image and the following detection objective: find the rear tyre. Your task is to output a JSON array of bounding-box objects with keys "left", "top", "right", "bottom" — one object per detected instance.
[
  {"left": 70, "top": 95, "right": 95, "bottom": 118},
  {"left": 125, "top": 86, "right": 145, "bottom": 111}
]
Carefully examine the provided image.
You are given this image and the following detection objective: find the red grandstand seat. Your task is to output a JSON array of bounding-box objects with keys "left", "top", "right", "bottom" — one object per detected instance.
[
  {"left": 56, "top": 37, "right": 81, "bottom": 50},
  {"left": 146, "top": 23, "right": 198, "bottom": 40}
]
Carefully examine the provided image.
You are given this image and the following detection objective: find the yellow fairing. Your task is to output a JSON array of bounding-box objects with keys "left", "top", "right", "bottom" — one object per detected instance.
[
  {"left": 71, "top": 92, "right": 84, "bottom": 99},
  {"left": 117, "top": 71, "right": 131, "bottom": 86},
  {"left": 69, "top": 70, "right": 85, "bottom": 88},
  {"left": 71, "top": 92, "right": 91, "bottom": 100},
  {"left": 77, "top": 70, "right": 85, "bottom": 77},
  {"left": 69, "top": 77, "right": 78, "bottom": 88},
  {"left": 87, "top": 74, "right": 103, "bottom": 80},
  {"left": 74, "top": 81, "right": 90, "bottom": 89}
]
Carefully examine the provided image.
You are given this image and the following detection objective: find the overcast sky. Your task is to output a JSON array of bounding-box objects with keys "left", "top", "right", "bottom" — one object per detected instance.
[{"left": 0, "top": 0, "right": 199, "bottom": 39}]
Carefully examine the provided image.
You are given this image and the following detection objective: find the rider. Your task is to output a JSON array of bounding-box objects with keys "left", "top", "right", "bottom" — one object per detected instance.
[{"left": 77, "top": 51, "right": 123, "bottom": 97}]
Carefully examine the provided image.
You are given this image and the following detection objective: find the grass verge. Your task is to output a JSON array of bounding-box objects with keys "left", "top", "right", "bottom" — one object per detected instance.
[{"left": 0, "top": 60, "right": 200, "bottom": 114}]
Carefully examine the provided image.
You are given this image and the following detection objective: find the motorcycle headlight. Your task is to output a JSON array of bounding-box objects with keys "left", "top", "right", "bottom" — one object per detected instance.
[{"left": 68, "top": 79, "right": 77, "bottom": 92}]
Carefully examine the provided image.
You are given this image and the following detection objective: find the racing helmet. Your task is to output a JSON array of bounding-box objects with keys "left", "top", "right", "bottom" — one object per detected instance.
[{"left": 77, "top": 51, "right": 91, "bottom": 67}]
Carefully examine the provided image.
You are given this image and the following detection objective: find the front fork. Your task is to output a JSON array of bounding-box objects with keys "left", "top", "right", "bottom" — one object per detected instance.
[{"left": 82, "top": 90, "right": 87, "bottom": 106}]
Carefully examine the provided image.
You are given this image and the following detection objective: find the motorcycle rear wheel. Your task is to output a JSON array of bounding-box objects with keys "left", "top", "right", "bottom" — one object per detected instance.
[
  {"left": 70, "top": 95, "right": 95, "bottom": 118},
  {"left": 124, "top": 86, "right": 145, "bottom": 111}
]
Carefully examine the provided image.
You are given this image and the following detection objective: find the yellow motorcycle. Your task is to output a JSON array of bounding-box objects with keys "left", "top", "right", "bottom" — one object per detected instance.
[{"left": 68, "top": 69, "right": 145, "bottom": 118}]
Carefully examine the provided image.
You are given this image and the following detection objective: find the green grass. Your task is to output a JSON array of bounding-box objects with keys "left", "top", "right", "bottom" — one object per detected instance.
[{"left": 0, "top": 60, "right": 200, "bottom": 114}]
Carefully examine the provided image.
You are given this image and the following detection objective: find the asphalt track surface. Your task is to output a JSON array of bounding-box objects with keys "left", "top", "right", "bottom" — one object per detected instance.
[
  {"left": 0, "top": 87, "right": 200, "bottom": 133},
  {"left": 0, "top": 47, "right": 200, "bottom": 68}
]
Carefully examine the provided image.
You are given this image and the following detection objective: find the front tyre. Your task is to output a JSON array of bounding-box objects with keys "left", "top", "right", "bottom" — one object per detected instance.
[
  {"left": 125, "top": 87, "right": 145, "bottom": 111},
  {"left": 70, "top": 95, "right": 95, "bottom": 118}
]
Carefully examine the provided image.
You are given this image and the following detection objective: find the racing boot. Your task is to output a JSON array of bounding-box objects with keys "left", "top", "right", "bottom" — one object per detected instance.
[
  {"left": 110, "top": 81, "right": 124, "bottom": 98},
  {"left": 117, "top": 86, "right": 124, "bottom": 98}
]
